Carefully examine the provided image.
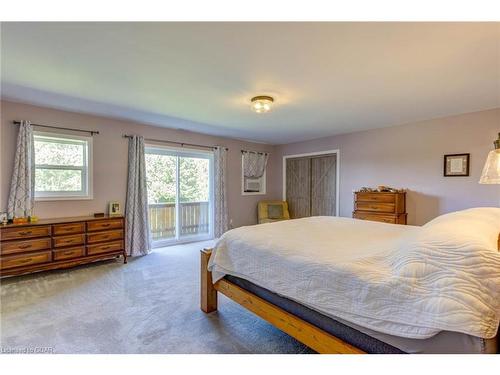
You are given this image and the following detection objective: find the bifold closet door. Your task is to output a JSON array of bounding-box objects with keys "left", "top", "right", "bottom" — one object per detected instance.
[
  {"left": 311, "top": 155, "right": 336, "bottom": 216},
  {"left": 286, "top": 157, "right": 311, "bottom": 218}
]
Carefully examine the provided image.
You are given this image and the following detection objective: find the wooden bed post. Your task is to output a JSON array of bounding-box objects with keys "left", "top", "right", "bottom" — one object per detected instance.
[{"left": 200, "top": 248, "right": 218, "bottom": 313}]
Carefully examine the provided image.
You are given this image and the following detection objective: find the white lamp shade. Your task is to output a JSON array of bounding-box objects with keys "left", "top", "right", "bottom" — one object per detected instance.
[{"left": 479, "top": 149, "right": 500, "bottom": 184}]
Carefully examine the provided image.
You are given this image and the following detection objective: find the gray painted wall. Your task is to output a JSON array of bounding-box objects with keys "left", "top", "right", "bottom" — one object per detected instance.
[
  {"left": 277, "top": 109, "right": 500, "bottom": 225},
  {"left": 2, "top": 100, "right": 498, "bottom": 228},
  {"left": 0, "top": 100, "right": 281, "bottom": 228}
]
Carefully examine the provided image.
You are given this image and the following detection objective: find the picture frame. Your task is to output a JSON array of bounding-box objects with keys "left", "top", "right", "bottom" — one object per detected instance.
[
  {"left": 444, "top": 153, "right": 470, "bottom": 177},
  {"left": 108, "top": 201, "right": 122, "bottom": 216}
]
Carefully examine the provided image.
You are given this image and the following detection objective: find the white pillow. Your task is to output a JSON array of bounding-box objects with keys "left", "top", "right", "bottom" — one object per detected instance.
[
  {"left": 393, "top": 207, "right": 500, "bottom": 279},
  {"left": 421, "top": 207, "right": 500, "bottom": 252}
]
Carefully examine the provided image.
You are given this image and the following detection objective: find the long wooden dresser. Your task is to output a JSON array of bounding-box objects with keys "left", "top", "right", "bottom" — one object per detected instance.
[
  {"left": 352, "top": 191, "right": 407, "bottom": 224},
  {"left": 0, "top": 216, "right": 126, "bottom": 278}
]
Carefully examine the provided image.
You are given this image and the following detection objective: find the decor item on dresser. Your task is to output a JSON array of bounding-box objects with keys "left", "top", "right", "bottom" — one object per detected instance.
[
  {"left": 125, "top": 135, "right": 151, "bottom": 256},
  {"left": 7, "top": 120, "right": 34, "bottom": 221},
  {"left": 0, "top": 216, "right": 126, "bottom": 278},
  {"left": 353, "top": 189, "right": 407, "bottom": 224},
  {"left": 444, "top": 153, "right": 470, "bottom": 177},
  {"left": 108, "top": 201, "right": 122, "bottom": 217}
]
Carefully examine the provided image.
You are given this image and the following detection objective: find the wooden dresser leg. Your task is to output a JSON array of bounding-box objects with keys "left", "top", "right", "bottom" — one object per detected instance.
[
  {"left": 123, "top": 250, "right": 128, "bottom": 264},
  {"left": 201, "top": 248, "right": 217, "bottom": 313}
]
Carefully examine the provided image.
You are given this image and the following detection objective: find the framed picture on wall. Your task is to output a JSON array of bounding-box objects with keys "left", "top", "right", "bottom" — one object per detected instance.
[{"left": 444, "top": 153, "right": 470, "bottom": 177}]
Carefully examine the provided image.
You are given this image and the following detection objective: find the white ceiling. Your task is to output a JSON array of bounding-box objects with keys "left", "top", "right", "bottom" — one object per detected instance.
[{"left": 1, "top": 22, "right": 499, "bottom": 144}]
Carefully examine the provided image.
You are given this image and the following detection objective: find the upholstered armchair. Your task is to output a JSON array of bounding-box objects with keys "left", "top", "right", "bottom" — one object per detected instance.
[{"left": 258, "top": 200, "right": 291, "bottom": 224}]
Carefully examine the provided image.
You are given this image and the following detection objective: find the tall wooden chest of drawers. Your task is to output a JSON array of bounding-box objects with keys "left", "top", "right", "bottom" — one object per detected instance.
[
  {"left": 352, "top": 191, "right": 407, "bottom": 225},
  {"left": 0, "top": 216, "right": 126, "bottom": 278}
]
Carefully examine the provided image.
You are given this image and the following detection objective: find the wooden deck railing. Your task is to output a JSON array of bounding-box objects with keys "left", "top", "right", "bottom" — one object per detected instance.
[{"left": 148, "top": 201, "right": 210, "bottom": 241}]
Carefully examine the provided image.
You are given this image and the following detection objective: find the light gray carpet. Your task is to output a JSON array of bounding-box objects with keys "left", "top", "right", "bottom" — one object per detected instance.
[{"left": 0, "top": 240, "right": 313, "bottom": 354}]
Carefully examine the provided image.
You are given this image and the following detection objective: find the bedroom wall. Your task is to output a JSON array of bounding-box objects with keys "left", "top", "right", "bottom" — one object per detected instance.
[
  {"left": 277, "top": 109, "right": 500, "bottom": 225},
  {"left": 0, "top": 100, "right": 281, "bottom": 228},
  {"left": 3, "top": 101, "right": 498, "bottom": 228}
]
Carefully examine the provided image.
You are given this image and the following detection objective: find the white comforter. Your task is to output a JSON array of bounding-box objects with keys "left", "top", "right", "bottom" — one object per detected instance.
[{"left": 208, "top": 208, "right": 500, "bottom": 339}]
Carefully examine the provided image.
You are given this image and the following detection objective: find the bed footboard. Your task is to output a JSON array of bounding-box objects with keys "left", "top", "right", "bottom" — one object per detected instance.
[{"left": 200, "top": 248, "right": 218, "bottom": 313}]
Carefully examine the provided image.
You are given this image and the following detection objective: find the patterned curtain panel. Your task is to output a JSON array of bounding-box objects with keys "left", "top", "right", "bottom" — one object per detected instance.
[
  {"left": 7, "top": 121, "right": 34, "bottom": 219},
  {"left": 242, "top": 151, "right": 269, "bottom": 178},
  {"left": 214, "top": 146, "right": 228, "bottom": 238},
  {"left": 125, "top": 135, "right": 151, "bottom": 256}
]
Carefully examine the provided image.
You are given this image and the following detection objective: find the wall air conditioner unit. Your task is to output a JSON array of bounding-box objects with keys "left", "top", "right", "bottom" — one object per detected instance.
[{"left": 244, "top": 177, "right": 262, "bottom": 192}]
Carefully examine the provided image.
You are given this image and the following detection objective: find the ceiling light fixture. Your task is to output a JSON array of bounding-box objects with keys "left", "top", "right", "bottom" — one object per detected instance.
[{"left": 251, "top": 95, "right": 274, "bottom": 114}]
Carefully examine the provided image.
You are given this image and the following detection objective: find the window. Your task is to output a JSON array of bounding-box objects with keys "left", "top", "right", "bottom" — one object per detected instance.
[
  {"left": 145, "top": 146, "right": 214, "bottom": 246},
  {"left": 241, "top": 154, "right": 267, "bottom": 195},
  {"left": 34, "top": 132, "right": 92, "bottom": 200}
]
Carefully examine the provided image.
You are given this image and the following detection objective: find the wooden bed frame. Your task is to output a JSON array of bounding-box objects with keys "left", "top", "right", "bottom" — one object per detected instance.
[
  {"left": 200, "top": 234, "right": 500, "bottom": 354},
  {"left": 200, "top": 248, "right": 364, "bottom": 353}
]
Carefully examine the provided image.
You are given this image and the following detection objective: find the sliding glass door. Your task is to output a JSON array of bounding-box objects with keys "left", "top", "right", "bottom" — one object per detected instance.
[{"left": 145, "top": 146, "right": 213, "bottom": 246}]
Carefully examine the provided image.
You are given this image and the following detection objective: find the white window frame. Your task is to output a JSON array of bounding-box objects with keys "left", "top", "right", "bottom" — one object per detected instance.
[
  {"left": 33, "top": 131, "right": 93, "bottom": 201},
  {"left": 241, "top": 156, "right": 267, "bottom": 196},
  {"left": 145, "top": 144, "right": 214, "bottom": 247}
]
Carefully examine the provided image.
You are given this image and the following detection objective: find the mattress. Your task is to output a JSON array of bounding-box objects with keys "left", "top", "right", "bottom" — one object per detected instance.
[
  {"left": 209, "top": 210, "right": 500, "bottom": 339},
  {"left": 226, "top": 275, "right": 498, "bottom": 354}
]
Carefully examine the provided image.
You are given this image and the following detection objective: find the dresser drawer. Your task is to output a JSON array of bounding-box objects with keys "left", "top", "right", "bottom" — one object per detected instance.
[
  {"left": 353, "top": 212, "right": 397, "bottom": 224},
  {"left": 355, "top": 193, "right": 395, "bottom": 203},
  {"left": 1, "top": 225, "right": 51, "bottom": 241},
  {"left": 53, "top": 234, "right": 85, "bottom": 248},
  {"left": 87, "top": 240, "right": 124, "bottom": 255},
  {"left": 53, "top": 246, "right": 86, "bottom": 261},
  {"left": 87, "top": 229, "right": 124, "bottom": 244},
  {"left": 355, "top": 202, "right": 395, "bottom": 213},
  {"left": 1, "top": 238, "right": 52, "bottom": 255},
  {"left": 52, "top": 222, "right": 85, "bottom": 236},
  {"left": 0, "top": 250, "right": 52, "bottom": 270},
  {"left": 87, "top": 219, "right": 123, "bottom": 232}
]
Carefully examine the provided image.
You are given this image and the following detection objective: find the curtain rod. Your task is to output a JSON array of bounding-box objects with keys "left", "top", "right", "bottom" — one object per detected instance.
[
  {"left": 241, "top": 149, "right": 269, "bottom": 155},
  {"left": 122, "top": 135, "right": 228, "bottom": 151},
  {"left": 13, "top": 121, "right": 99, "bottom": 135}
]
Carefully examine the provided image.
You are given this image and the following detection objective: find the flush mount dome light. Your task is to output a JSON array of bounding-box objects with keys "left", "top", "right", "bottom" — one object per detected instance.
[{"left": 251, "top": 95, "right": 274, "bottom": 113}]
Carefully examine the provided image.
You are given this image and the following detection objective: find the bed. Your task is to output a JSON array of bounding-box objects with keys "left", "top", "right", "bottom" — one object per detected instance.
[{"left": 200, "top": 207, "right": 500, "bottom": 354}]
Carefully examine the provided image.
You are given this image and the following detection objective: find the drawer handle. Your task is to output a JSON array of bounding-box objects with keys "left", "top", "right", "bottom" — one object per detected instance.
[
  {"left": 101, "top": 246, "right": 111, "bottom": 250},
  {"left": 19, "top": 244, "right": 32, "bottom": 249},
  {"left": 63, "top": 251, "right": 76, "bottom": 255},
  {"left": 101, "top": 223, "right": 111, "bottom": 227},
  {"left": 19, "top": 231, "right": 33, "bottom": 236},
  {"left": 19, "top": 258, "right": 33, "bottom": 264},
  {"left": 101, "top": 235, "right": 110, "bottom": 239}
]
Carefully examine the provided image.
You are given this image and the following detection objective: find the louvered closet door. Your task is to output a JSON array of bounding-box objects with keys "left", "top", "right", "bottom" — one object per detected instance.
[
  {"left": 286, "top": 157, "right": 311, "bottom": 218},
  {"left": 311, "top": 155, "right": 336, "bottom": 216}
]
